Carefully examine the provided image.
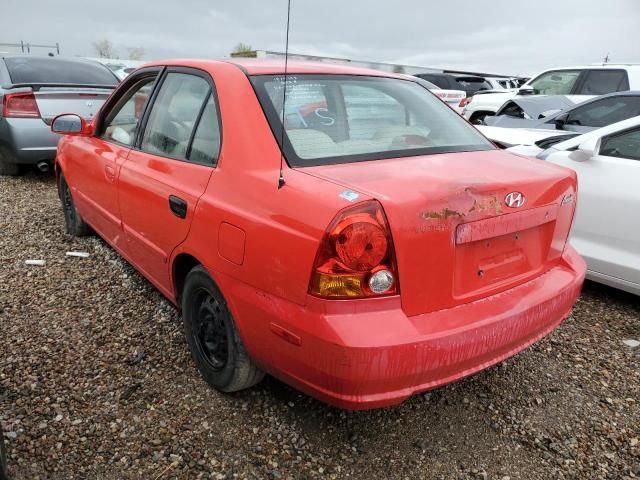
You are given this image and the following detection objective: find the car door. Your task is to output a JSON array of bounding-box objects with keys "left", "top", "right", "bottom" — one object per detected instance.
[
  {"left": 550, "top": 126, "right": 640, "bottom": 288},
  {"left": 117, "top": 68, "right": 221, "bottom": 293},
  {"left": 66, "top": 69, "right": 160, "bottom": 248}
]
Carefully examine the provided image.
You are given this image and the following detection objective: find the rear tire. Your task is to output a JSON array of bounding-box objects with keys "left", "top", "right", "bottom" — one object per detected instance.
[
  {"left": 182, "top": 265, "right": 264, "bottom": 393},
  {"left": 59, "top": 173, "right": 91, "bottom": 237},
  {"left": 0, "top": 160, "right": 20, "bottom": 176}
]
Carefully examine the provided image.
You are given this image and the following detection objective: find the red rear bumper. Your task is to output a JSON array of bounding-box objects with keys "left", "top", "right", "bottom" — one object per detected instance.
[{"left": 224, "top": 246, "right": 586, "bottom": 410}]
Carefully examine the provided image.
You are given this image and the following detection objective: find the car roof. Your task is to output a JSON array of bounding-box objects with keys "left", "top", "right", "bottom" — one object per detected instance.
[
  {"left": 142, "top": 58, "right": 405, "bottom": 78},
  {"left": 536, "top": 64, "right": 640, "bottom": 72}
]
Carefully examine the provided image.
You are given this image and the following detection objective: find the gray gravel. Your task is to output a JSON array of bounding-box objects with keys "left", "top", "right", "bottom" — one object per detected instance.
[{"left": 1, "top": 171, "right": 639, "bottom": 479}]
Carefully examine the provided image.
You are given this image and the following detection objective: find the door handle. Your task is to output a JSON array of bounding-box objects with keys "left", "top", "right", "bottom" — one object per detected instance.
[{"left": 168, "top": 195, "right": 188, "bottom": 219}]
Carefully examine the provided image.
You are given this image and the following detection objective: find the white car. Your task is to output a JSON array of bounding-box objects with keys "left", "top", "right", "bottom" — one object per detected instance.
[
  {"left": 411, "top": 77, "right": 466, "bottom": 114},
  {"left": 476, "top": 125, "right": 577, "bottom": 149},
  {"left": 463, "top": 64, "right": 640, "bottom": 124},
  {"left": 509, "top": 116, "right": 640, "bottom": 295}
]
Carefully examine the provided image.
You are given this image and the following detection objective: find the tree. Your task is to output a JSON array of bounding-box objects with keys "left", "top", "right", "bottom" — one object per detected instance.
[
  {"left": 231, "top": 42, "right": 254, "bottom": 57},
  {"left": 128, "top": 47, "right": 146, "bottom": 60},
  {"left": 392, "top": 65, "right": 406, "bottom": 74},
  {"left": 93, "top": 38, "right": 117, "bottom": 59}
]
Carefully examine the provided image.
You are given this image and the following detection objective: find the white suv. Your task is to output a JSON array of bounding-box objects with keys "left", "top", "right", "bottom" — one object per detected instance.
[{"left": 463, "top": 64, "right": 640, "bottom": 124}]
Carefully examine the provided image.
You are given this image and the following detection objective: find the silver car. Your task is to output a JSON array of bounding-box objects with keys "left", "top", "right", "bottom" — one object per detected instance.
[{"left": 0, "top": 55, "right": 119, "bottom": 175}]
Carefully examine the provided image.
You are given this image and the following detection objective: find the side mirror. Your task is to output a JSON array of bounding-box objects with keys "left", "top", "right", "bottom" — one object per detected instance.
[
  {"left": 554, "top": 112, "right": 569, "bottom": 130},
  {"left": 51, "top": 114, "right": 94, "bottom": 136},
  {"left": 517, "top": 85, "right": 534, "bottom": 96},
  {"left": 568, "top": 137, "right": 600, "bottom": 162}
]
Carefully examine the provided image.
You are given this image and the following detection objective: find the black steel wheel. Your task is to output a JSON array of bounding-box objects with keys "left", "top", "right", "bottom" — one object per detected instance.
[
  {"left": 182, "top": 265, "right": 264, "bottom": 392},
  {"left": 193, "top": 290, "right": 229, "bottom": 371},
  {"left": 59, "top": 173, "right": 91, "bottom": 237}
]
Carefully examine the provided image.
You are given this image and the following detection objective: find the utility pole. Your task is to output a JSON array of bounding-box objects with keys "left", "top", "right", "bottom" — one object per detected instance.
[{"left": 603, "top": 52, "right": 610, "bottom": 64}]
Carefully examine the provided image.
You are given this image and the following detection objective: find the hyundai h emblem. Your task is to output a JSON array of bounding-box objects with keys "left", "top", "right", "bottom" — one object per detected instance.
[{"left": 505, "top": 191, "right": 525, "bottom": 208}]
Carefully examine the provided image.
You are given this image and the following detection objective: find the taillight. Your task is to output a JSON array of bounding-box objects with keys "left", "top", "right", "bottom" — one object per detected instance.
[
  {"left": 309, "top": 201, "right": 399, "bottom": 299},
  {"left": 459, "top": 97, "right": 471, "bottom": 108},
  {"left": 2, "top": 92, "right": 40, "bottom": 118}
]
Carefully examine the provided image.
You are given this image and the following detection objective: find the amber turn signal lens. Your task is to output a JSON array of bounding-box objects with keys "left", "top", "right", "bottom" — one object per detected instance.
[{"left": 311, "top": 272, "right": 364, "bottom": 297}]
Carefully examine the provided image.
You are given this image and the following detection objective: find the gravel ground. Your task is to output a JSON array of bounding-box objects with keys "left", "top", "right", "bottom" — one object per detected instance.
[{"left": 1, "top": 171, "right": 639, "bottom": 480}]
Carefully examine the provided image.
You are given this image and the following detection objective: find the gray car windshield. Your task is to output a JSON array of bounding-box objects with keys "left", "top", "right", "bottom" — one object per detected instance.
[{"left": 252, "top": 75, "right": 494, "bottom": 166}]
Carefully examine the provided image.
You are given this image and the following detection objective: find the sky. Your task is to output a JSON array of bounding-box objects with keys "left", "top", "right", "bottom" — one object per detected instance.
[{"left": 2, "top": 0, "right": 640, "bottom": 76}]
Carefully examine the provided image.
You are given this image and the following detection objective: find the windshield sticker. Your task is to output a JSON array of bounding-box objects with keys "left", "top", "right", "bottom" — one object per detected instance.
[{"left": 339, "top": 190, "right": 360, "bottom": 202}]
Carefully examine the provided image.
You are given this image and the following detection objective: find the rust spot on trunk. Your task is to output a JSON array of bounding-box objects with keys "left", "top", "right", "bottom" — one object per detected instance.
[{"left": 421, "top": 188, "right": 503, "bottom": 223}]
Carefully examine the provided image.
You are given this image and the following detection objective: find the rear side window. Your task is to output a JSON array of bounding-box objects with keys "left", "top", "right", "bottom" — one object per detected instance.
[
  {"left": 141, "top": 73, "right": 211, "bottom": 161},
  {"left": 579, "top": 70, "right": 629, "bottom": 95},
  {"left": 188, "top": 94, "right": 222, "bottom": 165},
  {"left": 600, "top": 127, "right": 640, "bottom": 161},
  {"left": 4, "top": 57, "right": 117, "bottom": 85},
  {"left": 566, "top": 96, "right": 640, "bottom": 128}
]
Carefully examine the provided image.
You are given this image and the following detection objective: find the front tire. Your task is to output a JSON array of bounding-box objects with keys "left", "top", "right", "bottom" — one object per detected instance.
[
  {"left": 182, "top": 265, "right": 264, "bottom": 393},
  {"left": 59, "top": 173, "right": 91, "bottom": 237}
]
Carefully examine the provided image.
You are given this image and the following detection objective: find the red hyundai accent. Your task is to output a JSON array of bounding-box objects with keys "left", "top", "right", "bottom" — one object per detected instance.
[{"left": 52, "top": 59, "right": 586, "bottom": 409}]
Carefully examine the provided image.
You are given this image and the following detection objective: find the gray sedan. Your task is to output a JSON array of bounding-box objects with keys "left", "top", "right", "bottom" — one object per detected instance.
[
  {"left": 0, "top": 55, "right": 118, "bottom": 175},
  {"left": 484, "top": 90, "right": 640, "bottom": 133}
]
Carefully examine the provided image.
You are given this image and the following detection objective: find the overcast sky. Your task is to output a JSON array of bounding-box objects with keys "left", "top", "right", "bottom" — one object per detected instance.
[{"left": 3, "top": 0, "right": 639, "bottom": 76}]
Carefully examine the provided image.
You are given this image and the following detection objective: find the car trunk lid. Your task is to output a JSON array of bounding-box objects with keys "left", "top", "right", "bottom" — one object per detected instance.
[
  {"left": 303, "top": 150, "right": 577, "bottom": 316},
  {"left": 32, "top": 86, "right": 114, "bottom": 124}
]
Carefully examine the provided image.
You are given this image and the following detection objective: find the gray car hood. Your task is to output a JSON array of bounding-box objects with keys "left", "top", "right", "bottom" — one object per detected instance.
[{"left": 484, "top": 96, "right": 577, "bottom": 128}]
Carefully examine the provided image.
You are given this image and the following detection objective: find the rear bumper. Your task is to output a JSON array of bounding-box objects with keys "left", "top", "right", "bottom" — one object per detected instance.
[
  {"left": 225, "top": 246, "right": 586, "bottom": 410},
  {"left": 0, "top": 117, "right": 59, "bottom": 164}
]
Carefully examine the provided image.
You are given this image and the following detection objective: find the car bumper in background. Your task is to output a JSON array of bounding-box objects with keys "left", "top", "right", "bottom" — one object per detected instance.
[
  {"left": 222, "top": 246, "right": 586, "bottom": 410},
  {"left": 0, "top": 117, "right": 60, "bottom": 164}
]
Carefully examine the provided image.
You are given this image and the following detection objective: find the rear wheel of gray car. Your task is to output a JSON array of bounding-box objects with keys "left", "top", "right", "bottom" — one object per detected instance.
[
  {"left": 182, "top": 265, "right": 265, "bottom": 393},
  {"left": 0, "top": 160, "right": 20, "bottom": 176},
  {"left": 59, "top": 173, "right": 91, "bottom": 237}
]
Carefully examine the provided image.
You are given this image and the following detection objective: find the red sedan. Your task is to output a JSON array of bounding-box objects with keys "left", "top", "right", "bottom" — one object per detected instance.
[{"left": 52, "top": 59, "right": 586, "bottom": 409}]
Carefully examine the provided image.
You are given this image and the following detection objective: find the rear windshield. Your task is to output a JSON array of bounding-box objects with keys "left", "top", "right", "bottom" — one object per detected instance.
[
  {"left": 251, "top": 75, "right": 493, "bottom": 167},
  {"left": 5, "top": 57, "right": 118, "bottom": 86}
]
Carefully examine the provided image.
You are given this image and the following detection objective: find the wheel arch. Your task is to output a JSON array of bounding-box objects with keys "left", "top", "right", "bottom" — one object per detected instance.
[{"left": 172, "top": 252, "right": 204, "bottom": 305}]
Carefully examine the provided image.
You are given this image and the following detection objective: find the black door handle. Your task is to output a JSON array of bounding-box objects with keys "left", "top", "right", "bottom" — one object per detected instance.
[{"left": 168, "top": 195, "right": 188, "bottom": 219}]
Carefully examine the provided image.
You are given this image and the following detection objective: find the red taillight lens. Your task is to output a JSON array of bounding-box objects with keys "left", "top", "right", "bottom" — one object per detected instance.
[
  {"left": 459, "top": 97, "right": 470, "bottom": 108},
  {"left": 309, "top": 201, "right": 399, "bottom": 299},
  {"left": 2, "top": 92, "right": 41, "bottom": 118}
]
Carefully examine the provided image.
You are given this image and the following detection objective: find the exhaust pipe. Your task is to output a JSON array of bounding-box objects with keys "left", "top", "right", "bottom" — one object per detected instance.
[{"left": 36, "top": 161, "right": 49, "bottom": 173}]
